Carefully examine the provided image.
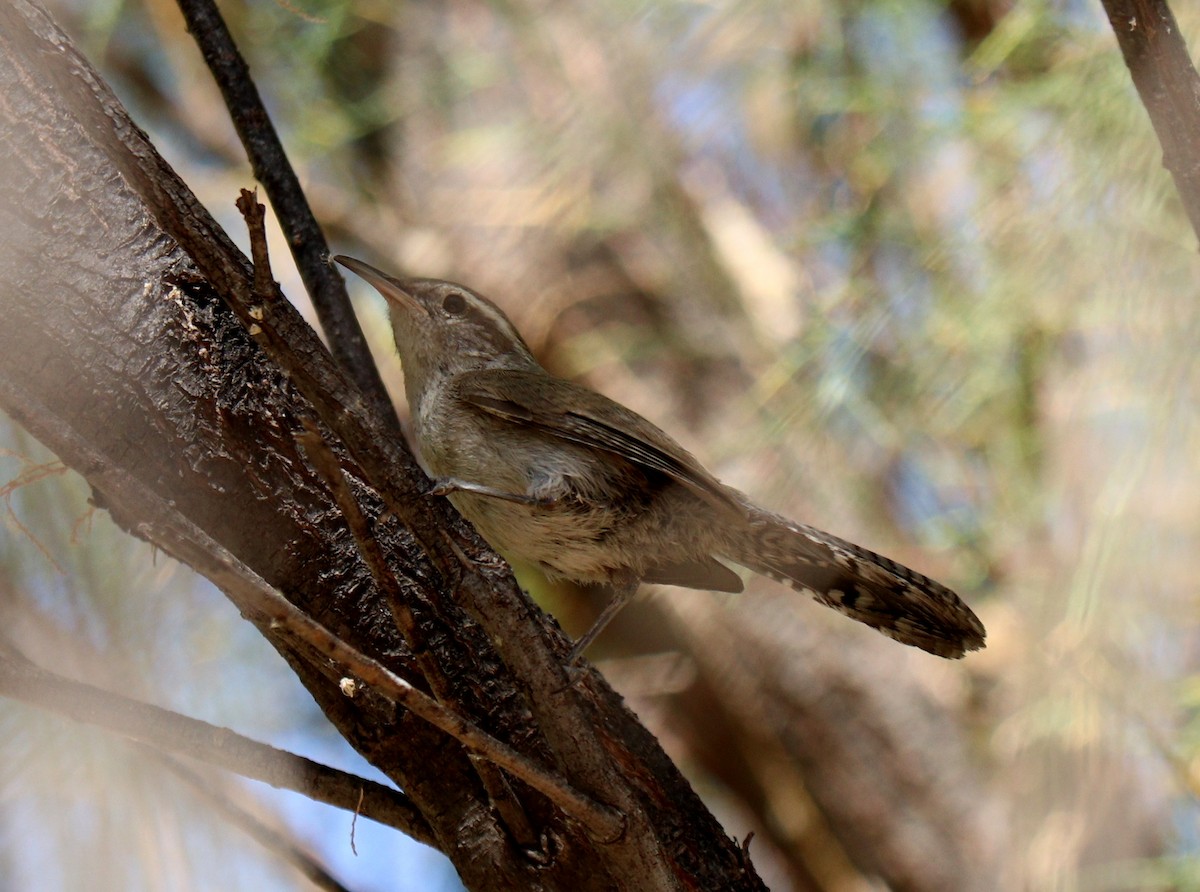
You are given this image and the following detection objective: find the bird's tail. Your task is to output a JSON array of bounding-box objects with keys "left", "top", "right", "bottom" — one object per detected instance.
[{"left": 722, "top": 504, "right": 986, "bottom": 658}]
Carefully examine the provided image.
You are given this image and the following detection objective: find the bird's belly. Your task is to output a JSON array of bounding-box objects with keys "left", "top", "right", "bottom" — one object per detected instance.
[
  {"left": 449, "top": 491, "right": 630, "bottom": 582},
  {"left": 417, "top": 418, "right": 718, "bottom": 584}
]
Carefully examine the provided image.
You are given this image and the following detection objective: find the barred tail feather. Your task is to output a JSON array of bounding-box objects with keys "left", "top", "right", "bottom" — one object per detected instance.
[{"left": 726, "top": 506, "right": 986, "bottom": 659}]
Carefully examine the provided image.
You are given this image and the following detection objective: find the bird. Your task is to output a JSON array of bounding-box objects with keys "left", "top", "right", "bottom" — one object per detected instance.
[{"left": 333, "top": 255, "right": 986, "bottom": 661}]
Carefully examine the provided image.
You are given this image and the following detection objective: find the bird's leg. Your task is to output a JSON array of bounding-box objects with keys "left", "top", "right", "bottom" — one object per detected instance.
[
  {"left": 428, "top": 477, "right": 559, "bottom": 507},
  {"left": 567, "top": 580, "right": 639, "bottom": 665}
]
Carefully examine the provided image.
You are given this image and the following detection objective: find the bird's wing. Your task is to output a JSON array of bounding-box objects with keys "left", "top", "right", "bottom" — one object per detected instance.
[
  {"left": 452, "top": 368, "right": 743, "bottom": 516},
  {"left": 642, "top": 556, "right": 745, "bottom": 593}
]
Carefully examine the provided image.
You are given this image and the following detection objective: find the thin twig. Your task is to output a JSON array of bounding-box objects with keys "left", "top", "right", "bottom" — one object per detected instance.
[
  {"left": 240, "top": 188, "right": 275, "bottom": 299},
  {"left": 176, "top": 0, "right": 401, "bottom": 435},
  {"left": 155, "top": 752, "right": 358, "bottom": 892},
  {"left": 0, "top": 645, "right": 435, "bottom": 847},
  {"left": 351, "top": 787, "right": 363, "bottom": 856}
]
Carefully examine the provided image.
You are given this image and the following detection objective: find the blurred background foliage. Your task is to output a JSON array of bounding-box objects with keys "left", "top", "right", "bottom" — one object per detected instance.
[{"left": 2, "top": 0, "right": 1198, "bottom": 889}]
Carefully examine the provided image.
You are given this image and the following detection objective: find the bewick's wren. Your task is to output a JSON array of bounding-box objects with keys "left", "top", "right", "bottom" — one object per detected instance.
[{"left": 334, "top": 255, "right": 986, "bottom": 660}]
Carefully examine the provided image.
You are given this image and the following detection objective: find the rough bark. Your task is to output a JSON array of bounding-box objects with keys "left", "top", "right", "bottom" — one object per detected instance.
[{"left": 0, "top": 2, "right": 765, "bottom": 889}]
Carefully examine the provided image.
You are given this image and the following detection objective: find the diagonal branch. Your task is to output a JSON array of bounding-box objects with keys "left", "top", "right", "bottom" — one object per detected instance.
[
  {"left": 158, "top": 754, "right": 357, "bottom": 892},
  {"left": 173, "top": 0, "right": 401, "bottom": 436},
  {"left": 0, "top": 645, "right": 435, "bottom": 846},
  {"left": 295, "top": 421, "right": 541, "bottom": 849},
  {"left": 1101, "top": 0, "right": 1200, "bottom": 242},
  {"left": 221, "top": 192, "right": 673, "bottom": 863},
  {"left": 197, "top": 532, "right": 627, "bottom": 843}
]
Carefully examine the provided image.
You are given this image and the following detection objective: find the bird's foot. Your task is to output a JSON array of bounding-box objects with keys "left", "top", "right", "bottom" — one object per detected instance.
[{"left": 427, "top": 477, "right": 558, "bottom": 507}]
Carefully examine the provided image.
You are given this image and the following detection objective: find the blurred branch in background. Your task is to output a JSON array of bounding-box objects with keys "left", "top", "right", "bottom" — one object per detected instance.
[
  {"left": 0, "top": 639, "right": 430, "bottom": 844},
  {"left": 0, "top": 0, "right": 1198, "bottom": 889},
  {"left": 1100, "top": 0, "right": 1200, "bottom": 240}
]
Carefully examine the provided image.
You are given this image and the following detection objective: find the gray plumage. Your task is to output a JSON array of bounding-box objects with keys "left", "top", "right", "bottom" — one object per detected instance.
[{"left": 334, "top": 256, "right": 986, "bottom": 659}]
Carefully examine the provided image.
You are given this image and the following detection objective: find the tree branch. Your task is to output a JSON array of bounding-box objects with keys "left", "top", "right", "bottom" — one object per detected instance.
[
  {"left": 173, "top": 0, "right": 401, "bottom": 436},
  {"left": 1101, "top": 0, "right": 1200, "bottom": 242},
  {"left": 157, "top": 754, "right": 357, "bottom": 892},
  {"left": 168, "top": 502, "right": 627, "bottom": 843},
  {"left": 294, "top": 419, "right": 541, "bottom": 850},
  {"left": 0, "top": 645, "right": 435, "bottom": 847}
]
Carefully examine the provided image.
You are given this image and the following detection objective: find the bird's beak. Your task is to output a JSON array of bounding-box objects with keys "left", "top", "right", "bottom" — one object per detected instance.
[{"left": 332, "top": 255, "right": 427, "bottom": 316}]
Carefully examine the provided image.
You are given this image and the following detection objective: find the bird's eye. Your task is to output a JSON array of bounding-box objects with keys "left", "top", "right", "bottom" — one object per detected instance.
[{"left": 442, "top": 292, "right": 467, "bottom": 315}]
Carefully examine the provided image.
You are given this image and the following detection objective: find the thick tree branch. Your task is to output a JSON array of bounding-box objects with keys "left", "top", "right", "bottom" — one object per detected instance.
[
  {"left": 294, "top": 419, "right": 541, "bottom": 849},
  {"left": 161, "top": 499, "right": 626, "bottom": 843}
]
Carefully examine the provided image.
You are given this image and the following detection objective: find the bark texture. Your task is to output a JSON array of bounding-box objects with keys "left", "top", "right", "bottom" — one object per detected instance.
[{"left": 0, "top": 2, "right": 765, "bottom": 889}]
